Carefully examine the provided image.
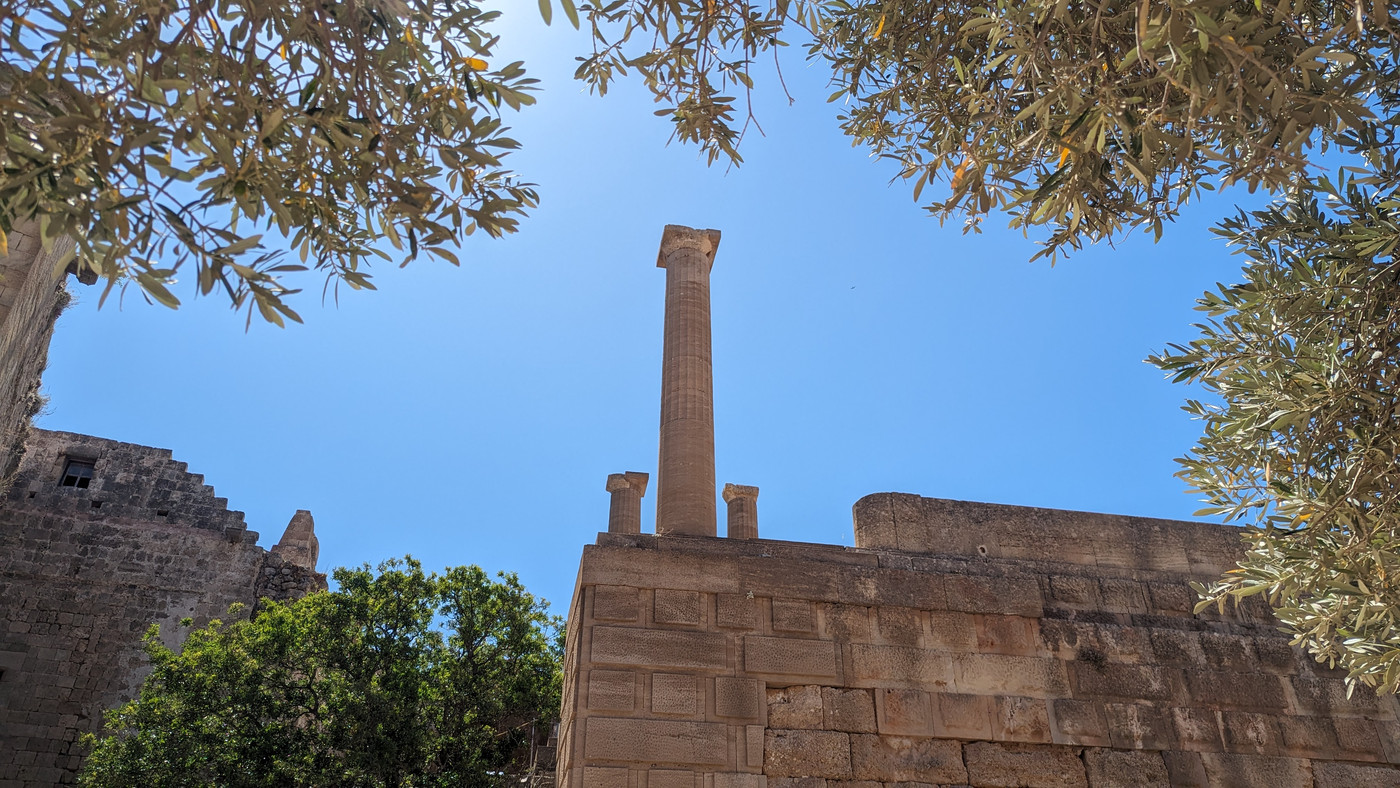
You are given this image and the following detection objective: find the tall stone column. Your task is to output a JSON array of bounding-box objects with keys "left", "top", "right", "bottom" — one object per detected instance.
[
  {"left": 655, "top": 225, "right": 722, "bottom": 537},
  {"left": 606, "top": 471, "right": 649, "bottom": 534},
  {"left": 722, "top": 483, "right": 759, "bottom": 540}
]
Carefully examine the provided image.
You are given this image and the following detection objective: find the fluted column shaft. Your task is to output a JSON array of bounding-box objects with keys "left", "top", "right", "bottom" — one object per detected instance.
[
  {"left": 606, "top": 472, "right": 649, "bottom": 534},
  {"left": 656, "top": 226, "right": 721, "bottom": 537},
  {"left": 723, "top": 483, "right": 759, "bottom": 540}
]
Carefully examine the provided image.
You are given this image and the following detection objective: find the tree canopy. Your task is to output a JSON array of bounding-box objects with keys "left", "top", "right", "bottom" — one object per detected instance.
[
  {"left": 577, "top": 0, "right": 1396, "bottom": 257},
  {"left": 0, "top": 0, "right": 537, "bottom": 325},
  {"left": 79, "top": 558, "right": 563, "bottom": 787}
]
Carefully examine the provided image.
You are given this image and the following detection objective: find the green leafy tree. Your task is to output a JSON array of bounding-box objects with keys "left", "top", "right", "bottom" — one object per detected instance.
[
  {"left": 0, "top": 0, "right": 537, "bottom": 324},
  {"left": 79, "top": 558, "right": 563, "bottom": 787},
  {"left": 567, "top": 1, "right": 1400, "bottom": 690},
  {"left": 1151, "top": 172, "right": 1400, "bottom": 692}
]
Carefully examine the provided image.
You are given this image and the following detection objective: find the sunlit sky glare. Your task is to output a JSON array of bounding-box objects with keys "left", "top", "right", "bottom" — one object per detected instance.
[{"left": 37, "top": 6, "right": 1261, "bottom": 613}]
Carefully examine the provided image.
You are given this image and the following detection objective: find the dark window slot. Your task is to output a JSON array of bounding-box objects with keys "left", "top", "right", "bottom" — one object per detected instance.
[{"left": 61, "top": 459, "right": 95, "bottom": 488}]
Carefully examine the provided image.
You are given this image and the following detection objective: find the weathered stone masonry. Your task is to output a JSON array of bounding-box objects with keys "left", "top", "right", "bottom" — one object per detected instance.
[
  {"left": 0, "top": 429, "right": 325, "bottom": 787},
  {"left": 556, "top": 494, "right": 1400, "bottom": 788},
  {"left": 0, "top": 224, "right": 86, "bottom": 489},
  {"left": 560, "top": 223, "right": 1400, "bottom": 787}
]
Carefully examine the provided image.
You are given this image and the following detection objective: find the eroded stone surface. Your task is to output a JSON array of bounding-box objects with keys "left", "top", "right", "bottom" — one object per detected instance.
[
  {"left": 556, "top": 495, "right": 1400, "bottom": 788},
  {"left": 0, "top": 429, "right": 325, "bottom": 787}
]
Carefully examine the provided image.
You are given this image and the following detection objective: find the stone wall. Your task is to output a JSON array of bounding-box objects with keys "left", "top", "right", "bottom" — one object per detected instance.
[
  {"left": 0, "top": 225, "right": 79, "bottom": 489},
  {"left": 0, "top": 429, "right": 325, "bottom": 787},
  {"left": 556, "top": 494, "right": 1400, "bottom": 788}
]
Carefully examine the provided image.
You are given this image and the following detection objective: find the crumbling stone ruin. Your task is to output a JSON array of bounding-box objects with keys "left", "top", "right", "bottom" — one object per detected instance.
[
  {"left": 0, "top": 430, "right": 325, "bottom": 786},
  {"left": 557, "top": 226, "right": 1400, "bottom": 788},
  {"left": 0, "top": 224, "right": 86, "bottom": 490}
]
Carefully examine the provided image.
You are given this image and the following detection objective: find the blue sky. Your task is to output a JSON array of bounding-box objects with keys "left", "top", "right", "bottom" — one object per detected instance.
[{"left": 37, "top": 8, "right": 1259, "bottom": 614}]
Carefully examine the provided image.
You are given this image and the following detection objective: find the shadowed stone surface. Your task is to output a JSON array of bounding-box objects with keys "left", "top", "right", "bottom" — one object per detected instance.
[{"left": 0, "top": 429, "right": 325, "bottom": 786}]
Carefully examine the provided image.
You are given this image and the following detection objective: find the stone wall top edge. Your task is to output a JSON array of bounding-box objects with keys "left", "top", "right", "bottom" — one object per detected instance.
[
  {"left": 1, "top": 505, "right": 263, "bottom": 544},
  {"left": 584, "top": 525, "right": 1229, "bottom": 589},
  {"left": 854, "top": 491, "right": 1232, "bottom": 536},
  {"left": 852, "top": 492, "right": 1246, "bottom": 571},
  {"left": 30, "top": 427, "right": 178, "bottom": 457}
]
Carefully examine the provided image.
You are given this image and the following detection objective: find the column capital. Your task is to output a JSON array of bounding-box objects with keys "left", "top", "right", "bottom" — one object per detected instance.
[
  {"left": 606, "top": 471, "right": 650, "bottom": 496},
  {"left": 657, "top": 225, "right": 722, "bottom": 270},
  {"left": 722, "top": 483, "right": 759, "bottom": 503}
]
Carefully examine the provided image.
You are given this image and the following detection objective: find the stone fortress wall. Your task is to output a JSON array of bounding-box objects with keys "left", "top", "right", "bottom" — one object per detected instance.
[
  {"left": 0, "top": 429, "right": 325, "bottom": 787},
  {"left": 556, "top": 494, "right": 1400, "bottom": 788}
]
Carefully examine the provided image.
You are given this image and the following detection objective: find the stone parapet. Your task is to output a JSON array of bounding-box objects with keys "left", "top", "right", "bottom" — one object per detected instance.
[
  {"left": 558, "top": 497, "right": 1400, "bottom": 788},
  {"left": 853, "top": 493, "right": 1245, "bottom": 577}
]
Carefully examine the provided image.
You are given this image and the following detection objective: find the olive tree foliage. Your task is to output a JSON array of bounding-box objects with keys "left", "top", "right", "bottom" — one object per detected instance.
[
  {"left": 0, "top": 0, "right": 537, "bottom": 324},
  {"left": 1151, "top": 169, "right": 1400, "bottom": 692},
  {"left": 569, "top": 0, "right": 1400, "bottom": 690},
  {"left": 79, "top": 559, "right": 563, "bottom": 787},
  {"left": 575, "top": 0, "right": 1396, "bottom": 257}
]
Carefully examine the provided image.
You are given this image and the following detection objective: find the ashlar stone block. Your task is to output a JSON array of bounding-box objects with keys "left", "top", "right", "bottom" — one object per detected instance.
[
  {"left": 927, "top": 611, "right": 977, "bottom": 651},
  {"left": 650, "top": 770, "right": 699, "bottom": 788},
  {"left": 933, "top": 692, "right": 994, "bottom": 739},
  {"left": 963, "top": 741, "right": 1087, "bottom": 788},
  {"left": 584, "top": 767, "right": 631, "bottom": 788},
  {"left": 1169, "top": 706, "right": 1222, "bottom": 753},
  {"left": 1200, "top": 633, "right": 1258, "bottom": 671},
  {"left": 1312, "top": 761, "right": 1400, "bottom": 788},
  {"left": 1147, "top": 630, "right": 1206, "bottom": 668},
  {"left": 944, "top": 574, "right": 1043, "bottom": 618},
  {"left": 655, "top": 590, "right": 702, "bottom": 626},
  {"left": 1050, "top": 699, "right": 1109, "bottom": 747},
  {"left": 766, "top": 780, "right": 824, "bottom": 788},
  {"left": 715, "top": 676, "right": 761, "bottom": 720},
  {"left": 1104, "top": 703, "right": 1172, "bottom": 751},
  {"left": 744, "top": 636, "right": 837, "bottom": 679},
  {"left": 772, "top": 599, "right": 814, "bottom": 633},
  {"left": 1221, "top": 711, "right": 1280, "bottom": 755},
  {"left": 592, "top": 626, "right": 728, "bottom": 670},
  {"left": 1161, "top": 751, "right": 1209, "bottom": 787},
  {"left": 765, "top": 729, "right": 851, "bottom": 779},
  {"left": 1186, "top": 672, "right": 1286, "bottom": 712},
  {"left": 1334, "top": 716, "right": 1386, "bottom": 762},
  {"left": 717, "top": 593, "right": 759, "bottom": 630},
  {"left": 1276, "top": 714, "right": 1338, "bottom": 758},
  {"left": 876, "top": 607, "right": 922, "bottom": 645},
  {"left": 584, "top": 717, "right": 728, "bottom": 766},
  {"left": 588, "top": 669, "right": 636, "bottom": 711},
  {"left": 746, "top": 724, "right": 764, "bottom": 768},
  {"left": 767, "top": 685, "right": 824, "bottom": 729},
  {"left": 594, "top": 586, "right": 641, "bottom": 622},
  {"left": 995, "top": 696, "right": 1051, "bottom": 744},
  {"left": 849, "top": 644, "right": 953, "bottom": 688},
  {"left": 712, "top": 774, "right": 765, "bottom": 788},
  {"left": 822, "top": 687, "right": 876, "bottom": 733},
  {"left": 820, "top": 604, "right": 874, "bottom": 642},
  {"left": 849, "top": 734, "right": 966, "bottom": 784},
  {"left": 652, "top": 673, "right": 698, "bottom": 716},
  {"left": 977, "top": 615, "right": 1042, "bottom": 656},
  {"left": 1048, "top": 575, "right": 1100, "bottom": 608},
  {"left": 1198, "top": 753, "right": 1312, "bottom": 788},
  {"left": 953, "top": 653, "right": 1068, "bottom": 698},
  {"left": 1068, "top": 661, "right": 1175, "bottom": 702},
  {"left": 1082, "top": 748, "right": 1170, "bottom": 787},
  {"left": 874, "top": 688, "right": 931, "bottom": 736}
]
